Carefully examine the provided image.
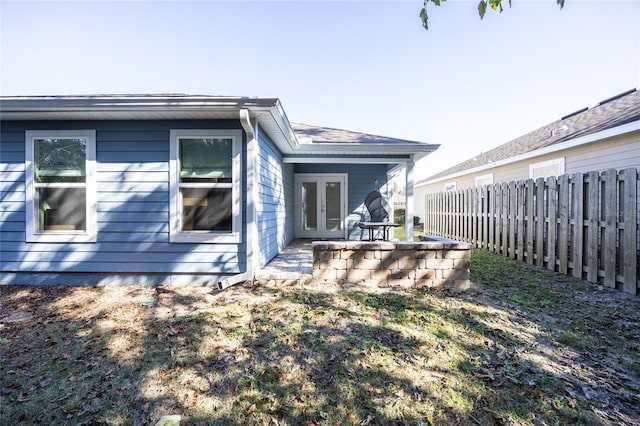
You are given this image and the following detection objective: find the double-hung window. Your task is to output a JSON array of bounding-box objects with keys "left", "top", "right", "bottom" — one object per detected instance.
[
  {"left": 169, "top": 129, "right": 242, "bottom": 243},
  {"left": 25, "top": 130, "right": 97, "bottom": 242}
]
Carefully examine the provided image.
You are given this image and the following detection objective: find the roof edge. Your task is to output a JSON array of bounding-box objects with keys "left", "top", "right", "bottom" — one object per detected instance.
[{"left": 416, "top": 119, "right": 640, "bottom": 187}]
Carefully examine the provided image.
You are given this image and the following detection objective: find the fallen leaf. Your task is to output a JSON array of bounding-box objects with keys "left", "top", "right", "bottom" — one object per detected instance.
[{"left": 247, "top": 404, "right": 257, "bottom": 414}]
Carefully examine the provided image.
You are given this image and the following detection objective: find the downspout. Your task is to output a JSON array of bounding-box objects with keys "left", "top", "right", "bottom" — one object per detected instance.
[{"left": 218, "top": 109, "right": 257, "bottom": 289}]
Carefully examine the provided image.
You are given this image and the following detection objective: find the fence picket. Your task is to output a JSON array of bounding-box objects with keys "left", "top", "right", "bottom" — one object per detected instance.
[
  {"left": 422, "top": 167, "right": 638, "bottom": 294},
  {"left": 517, "top": 181, "right": 525, "bottom": 262},
  {"left": 526, "top": 179, "right": 535, "bottom": 265},
  {"left": 622, "top": 168, "right": 638, "bottom": 294},
  {"left": 573, "top": 173, "right": 584, "bottom": 279},
  {"left": 585, "top": 171, "right": 599, "bottom": 283},
  {"left": 558, "top": 175, "right": 570, "bottom": 274},
  {"left": 547, "top": 176, "right": 557, "bottom": 271},
  {"left": 536, "top": 178, "right": 545, "bottom": 267},
  {"left": 509, "top": 181, "right": 517, "bottom": 259},
  {"left": 604, "top": 169, "right": 617, "bottom": 288}
]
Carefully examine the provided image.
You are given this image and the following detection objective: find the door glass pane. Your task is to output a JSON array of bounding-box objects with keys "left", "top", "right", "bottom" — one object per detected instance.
[
  {"left": 302, "top": 182, "right": 317, "bottom": 231},
  {"left": 325, "top": 181, "right": 342, "bottom": 231}
]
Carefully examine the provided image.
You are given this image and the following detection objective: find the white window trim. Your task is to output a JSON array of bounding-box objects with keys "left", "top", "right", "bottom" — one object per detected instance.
[
  {"left": 529, "top": 157, "right": 565, "bottom": 179},
  {"left": 475, "top": 173, "right": 494, "bottom": 187},
  {"left": 169, "top": 129, "right": 243, "bottom": 243},
  {"left": 444, "top": 181, "right": 457, "bottom": 191},
  {"left": 25, "top": 130, "right": 97, "bottom": 243}
]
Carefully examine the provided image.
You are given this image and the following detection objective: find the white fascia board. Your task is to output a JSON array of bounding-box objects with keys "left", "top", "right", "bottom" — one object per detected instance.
[
  {"left": 283, "top": 156, "right": 412, "bottom": 164},
  {"left": 416, "top": 119, "right": 640, "bottom": 187},
  {"left": 293, "top": 143, "right": 439, "bottom": 155},
  {"left": 0, "top": 96, "right": 280, "bottom": 120}
]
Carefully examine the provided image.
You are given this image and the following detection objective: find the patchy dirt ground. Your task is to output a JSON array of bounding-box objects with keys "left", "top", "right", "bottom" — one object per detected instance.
[{"left": 1, "top": 250, "right": 639, "bottom": 425}]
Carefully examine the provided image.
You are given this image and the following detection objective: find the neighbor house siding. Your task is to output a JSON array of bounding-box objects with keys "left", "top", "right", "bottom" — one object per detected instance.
[
  {"left": 0, "top": 119, "right": 247, "bottom": 284},
  {"left": 294, "top": 163, "right": 389, "bottom": 239},
  {"left": 255, "top": 127, "right": 294, "bottom": 267},
  {"left": 415, "top": 132, "right": 640, "bottom": 223}
]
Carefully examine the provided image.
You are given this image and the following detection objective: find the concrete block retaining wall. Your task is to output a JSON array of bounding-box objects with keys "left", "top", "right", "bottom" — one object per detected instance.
[{"left": 312, "top": 239, "right": 472, "bottom": 290}]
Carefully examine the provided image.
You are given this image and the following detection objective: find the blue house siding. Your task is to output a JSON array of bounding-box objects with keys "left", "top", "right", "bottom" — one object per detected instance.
[
  {"left": 0, "top": 119, "right": 247, "bottom": 284},
  {"left": 294, "top": 163, "right": 390, "bottom": 239},
  {"left": 255, "top": 127, "right": 294, "bottom": 267}
]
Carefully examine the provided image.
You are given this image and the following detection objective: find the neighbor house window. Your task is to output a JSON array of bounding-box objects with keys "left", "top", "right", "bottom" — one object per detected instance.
[
  {"left": 25, "top": 130, "right": 97, "bottom": 242},
  {"left": 529, "top": 157, "right": 565, "bottom": 179},
  {"left": 475, "top": 173, "right": 494, "bottom": 187},
  {"left": 169, "top": 129, "right": 242, "bottom": 243},
  {"left": 444, "top": 182, "right": 457, "bottom": 191}
]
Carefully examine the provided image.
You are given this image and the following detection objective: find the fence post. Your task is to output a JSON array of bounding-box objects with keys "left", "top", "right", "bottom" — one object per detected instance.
[
  {"left": 621, "top": 168, "right": 638, "bottom": 294},
  {"left": 509, "top": 181, "right": 516, "bottom": 259}
]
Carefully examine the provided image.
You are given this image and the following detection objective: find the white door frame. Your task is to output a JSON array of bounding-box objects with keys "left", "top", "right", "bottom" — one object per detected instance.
[{"left": 294, "top": 173, "right": 348, "bottom": 239}]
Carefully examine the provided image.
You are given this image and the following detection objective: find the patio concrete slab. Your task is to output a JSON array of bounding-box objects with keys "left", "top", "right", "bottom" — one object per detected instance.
[{"left": 253, "top": 239, "right": 313, "bottom": 285}]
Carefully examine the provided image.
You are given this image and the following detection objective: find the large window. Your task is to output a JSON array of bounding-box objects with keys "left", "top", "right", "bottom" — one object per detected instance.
[
  {"left": 169, "top": 129, "right": 242, "bottom": 243},
  {"left": 25, "top": 130, "right": 96, "bottom": 242}
]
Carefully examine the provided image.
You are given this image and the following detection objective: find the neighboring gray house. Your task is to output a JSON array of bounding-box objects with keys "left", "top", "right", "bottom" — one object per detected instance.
[
  {"left": 0, "top": 94, "right": 438, "bottom": 286},
  {"left": 415, "top": 89, "right": 640, "bottom": 218}
]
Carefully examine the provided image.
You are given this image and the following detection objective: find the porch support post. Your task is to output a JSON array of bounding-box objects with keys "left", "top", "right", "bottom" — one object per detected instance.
[{"left": 405, "top": 158, "right": 415, "bottom": 242}]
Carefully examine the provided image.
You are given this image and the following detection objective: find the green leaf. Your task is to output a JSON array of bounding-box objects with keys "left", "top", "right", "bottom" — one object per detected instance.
[
  {"left": 489, "top": 0, "right": 501, "bottom": 11},
  {"left": 557, "top": 0, "right": 565, "bottom": 9},
  {"left": 420, "top": 7, "right": 429, "bottom": 30},
  {"left": 478, "top": 1, "right": 487, "bottom": 19}
]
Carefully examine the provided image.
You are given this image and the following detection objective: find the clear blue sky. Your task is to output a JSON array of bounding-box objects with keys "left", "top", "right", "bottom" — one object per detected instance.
[{"left": 2, "top": 0, "right": 638, "bottom": 179}]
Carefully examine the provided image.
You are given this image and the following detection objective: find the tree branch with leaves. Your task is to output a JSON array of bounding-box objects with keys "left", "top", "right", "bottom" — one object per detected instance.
[{"left": 420, "top": 0, "right": 566, "bottom": 30}]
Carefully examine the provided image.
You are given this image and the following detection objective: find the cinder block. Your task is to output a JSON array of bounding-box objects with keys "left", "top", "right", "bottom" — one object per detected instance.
[
  {"left": 443, "top": 249, "right": 470, "bottom": 259},
  {"left": 340, "top": 250, "right": 355, "bottom": 260},
  {"left": 414, "top": 269, "right": 435, "bottom": 280},
  {"left": 363, "top": 250, "right": 377, "bottom": 259},
  {"left": 388, "top": 269, "right": 415, "bottom": 280},
  {"left": 413, "top": 250, "right": 437, "bottom": 259},
  {"left": 369, "top": 269, "right": 389, "bottom": 282},
  {"left": 352, "top": 258, "right": 380, "bottom": 270},
  {"left": 379, "top": 257, "right": 397, "bottom": 270},
  {"left": 397, "top": 257, "right": 421, "bottom": 270},
  {"left": 329, "top": 259, "right": 347, "bottom": 270},
  {"left": 426, "top": 258, "right": 454, "bottom": 269},
  {"left": 376, "top": 250, "right": 393, "bottom": 261},
  {"left": 314, "top": 250, "right": 333, "bottom": 261},
  {"left": 346, "top": 268, "right": 370, "bottom": 282},
  {"left": 312, "top": 268, "right": 336, "bottom": 281}
]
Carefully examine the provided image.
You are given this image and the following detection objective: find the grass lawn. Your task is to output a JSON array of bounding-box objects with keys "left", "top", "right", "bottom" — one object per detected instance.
[{"left": 1, "top": 250, "right": 639, "bottom": 425}]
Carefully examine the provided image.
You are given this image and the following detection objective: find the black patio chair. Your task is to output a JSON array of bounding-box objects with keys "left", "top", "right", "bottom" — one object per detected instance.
[{"left": 357, "top": 190, "right": 400, "bottom": 240}]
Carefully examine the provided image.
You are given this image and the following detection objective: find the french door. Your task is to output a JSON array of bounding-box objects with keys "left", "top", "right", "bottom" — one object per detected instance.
[{"left": 294, "top": 174, "right": 347, "bottom": 239}]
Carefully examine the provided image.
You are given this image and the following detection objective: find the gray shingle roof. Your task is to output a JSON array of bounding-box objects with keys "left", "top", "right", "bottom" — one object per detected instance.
[
  {"left": 291, "top": 122, "right": 428, "bottom": 145},
  {"left": 424, "top": 89, "right": 640, "bottom": 181}
]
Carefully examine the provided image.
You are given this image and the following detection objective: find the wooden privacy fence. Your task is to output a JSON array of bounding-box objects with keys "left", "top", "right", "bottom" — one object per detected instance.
[{"left": 424, "top": 168, "right": 639, "bottom": 295}]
